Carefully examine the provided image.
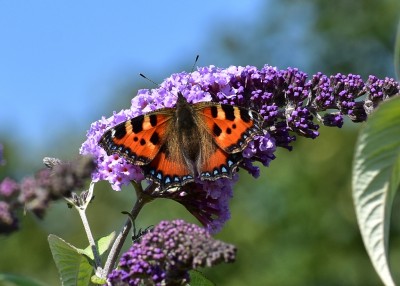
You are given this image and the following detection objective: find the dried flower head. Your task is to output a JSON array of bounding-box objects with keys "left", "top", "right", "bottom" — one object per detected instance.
[
  {"left": 0, "top": 155, "right": 95, "bottom": 234},
  {"left": 17, "top": 156, "right": 95, "bottom": 218},
  {"left": 0, "top": 177, "right": 19, "bottom": 200},
  {"left": 0, "top": 201, "right": 19, "bottom": 234}
]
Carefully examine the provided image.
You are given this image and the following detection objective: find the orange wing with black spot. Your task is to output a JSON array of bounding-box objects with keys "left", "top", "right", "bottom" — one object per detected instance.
[
  {"left": 191, "top": 103, "right": 263, "bottom": 181},
  {"left": 99, "top": 111, "right": 174, "bottom": 165},
  {"left": 99, "top": 98, "right": 264, "bottom": 191},
  {"left": 197, "top": 103, "right": 264, "bottom": 153},
  {"left": 99, "top": 108, "right": 195, "bottom": 190}
]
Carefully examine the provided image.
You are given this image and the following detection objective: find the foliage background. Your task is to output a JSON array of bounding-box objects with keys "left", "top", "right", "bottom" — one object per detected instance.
[{"left": 1, "top": 0, "right": 400, "bottom": 285}]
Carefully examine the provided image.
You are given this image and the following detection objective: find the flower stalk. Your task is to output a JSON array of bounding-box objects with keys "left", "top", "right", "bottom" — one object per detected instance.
[
  {"left": 102, "top": 181, "right": 154, "bottom": 277},
  {"left": 65, "top": 183, "right": 102, "bottom": 273}
]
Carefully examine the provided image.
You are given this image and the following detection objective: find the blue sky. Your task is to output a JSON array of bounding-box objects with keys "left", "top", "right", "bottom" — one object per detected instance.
[{"left": 0, "top": 1, "right": 263, "bottom": 160}]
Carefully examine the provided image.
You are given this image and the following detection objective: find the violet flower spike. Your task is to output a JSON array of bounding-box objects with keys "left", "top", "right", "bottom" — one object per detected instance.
[
  {"left": 81, "top": 65, "right": 400, "bottom": 192},
  {"left": 107, "top": 220, "right": 236, "bottom": 286},
  {"left": 81, "top": 65, "right": 400, "bottom": 231},
  {"left": 156, "top": 179, "right": 235, "bottom": 233}
]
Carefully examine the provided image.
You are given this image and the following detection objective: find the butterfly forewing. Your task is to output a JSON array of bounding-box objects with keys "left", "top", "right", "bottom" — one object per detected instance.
[
  {"left": 99, "top": 110, "right": 174, "bottom": 165},
  {"left": 196, "top": 103, "right": 264, "bottom": 153}
]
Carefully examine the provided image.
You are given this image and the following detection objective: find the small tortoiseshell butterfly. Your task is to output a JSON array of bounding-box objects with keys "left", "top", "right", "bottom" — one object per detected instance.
[{"left": 99, "top": 91, "right": 264, "bottom": 191}]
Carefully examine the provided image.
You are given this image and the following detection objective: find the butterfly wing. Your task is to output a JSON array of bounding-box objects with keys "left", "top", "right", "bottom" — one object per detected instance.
[
  {"left": 99, "top": 99, "right": 264, "bottom": 190},
  {"left": 196, "top": 103, "right": 264, "bottom": 153},
  {"left": 99, "top": 110, "right": 174, "bottom": 165},
  {"left": 190, "top": 102, "right": 263, "bottom": 181},
  {"left": 99, "top": 108, "right": 195, "bottom": 191},
  {"left": 142, "top": 145, "right": 194, "bottom": 190},
  {"left": 199, "top": 146, "right": 243, "bottom": 181}
]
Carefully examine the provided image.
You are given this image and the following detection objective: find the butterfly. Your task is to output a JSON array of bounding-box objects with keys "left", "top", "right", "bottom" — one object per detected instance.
[{"left": 99, "top": 91, "right": 264, "bottom": 191}]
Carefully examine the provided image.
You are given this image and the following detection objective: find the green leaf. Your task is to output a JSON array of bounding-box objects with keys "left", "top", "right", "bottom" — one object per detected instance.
[
  {"left": 48, "top": 234, "right": 93, "bottom": 286},
  {"left": 395, "top": 19, "right": 400, "bottom": 80},
  {"left": 90, "top": 275, "right": 107, "bottom": 285},
  {"left": 0, "top": 273, "right": 46, "bottom": 286},
  {"left": 80, "top": 231, "right": 115, "bottom": 261},
  {"left": 188, "top": 270, "right": 215, "bottom": 286},
  {"left": 352, "top": 97, "right": 400, "bottom": 286}
]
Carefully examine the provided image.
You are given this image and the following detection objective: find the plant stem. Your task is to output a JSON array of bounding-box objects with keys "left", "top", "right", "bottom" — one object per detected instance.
[
  {"left": 67, "top": 183, "right": 103, "bottom": 272},
  {"left": 78, "top": 207, "right": 102, "bottom": 270},
  {"left": 101, "top": 182, "right": 154, "bottom": 278}
]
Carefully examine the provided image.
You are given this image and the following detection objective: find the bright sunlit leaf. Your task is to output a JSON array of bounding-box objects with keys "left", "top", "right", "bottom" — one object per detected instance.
[
  {"left": 48, "top": 234, "right": 93, "bottom": 286},
  {"left": 352, "top": 97, "right": 400, "bottom": 286},
  {"left": 80, "top": 231, "right": 115, "bottom": 261}
]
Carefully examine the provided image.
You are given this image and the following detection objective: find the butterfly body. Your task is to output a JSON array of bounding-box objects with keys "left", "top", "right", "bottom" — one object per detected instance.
[{"left": 99, "top": 92, "right": 263, "bottom": 191}]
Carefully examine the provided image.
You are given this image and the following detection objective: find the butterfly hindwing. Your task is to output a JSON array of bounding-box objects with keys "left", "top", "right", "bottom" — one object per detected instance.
[
  {"left": 142, "top": 146, "right": 194, "bottom": 190},
  {"left": 199, "top": 146, "right": 242, "bottom": 181},
  {"left": 99, "top": 111, "right": 174, "bottom": 165},
  {"left": 196, "top": 103, "right": 264, "bottom": 153}
]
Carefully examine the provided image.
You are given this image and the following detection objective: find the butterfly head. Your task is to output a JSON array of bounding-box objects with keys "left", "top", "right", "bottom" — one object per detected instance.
[
  {"left": 175, "top": 91, "right": 190, "bottom": 106},
  {"left": 176, "top": 91, "right": 186, "bottom": 101}
]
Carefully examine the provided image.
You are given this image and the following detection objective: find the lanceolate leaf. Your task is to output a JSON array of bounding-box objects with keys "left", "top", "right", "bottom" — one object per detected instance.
[
  {"left": 48, "top": 234, "right": 93, "bottom": 286},
  {"left": 395, "top": 19, "right": 400, "bottom": 80},
  {"left": 79, "top": 231, "right": 115, "bottom": 261},
  {"left": 0, "top": 273, "right": 46, "bottom": 286},
  {"left": 352, "top": 97, "right": 400, "bottom": 286}
]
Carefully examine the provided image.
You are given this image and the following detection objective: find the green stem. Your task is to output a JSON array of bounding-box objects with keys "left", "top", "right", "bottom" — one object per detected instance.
[
  {"left": 101, "top": 182, "right": 154, "bottom": 278},
  {"left": 78, "top": 207, "right": 102, "bottom": 270},
  {"left": 66, "top": 183, "right": 102, "bottom": 273}
]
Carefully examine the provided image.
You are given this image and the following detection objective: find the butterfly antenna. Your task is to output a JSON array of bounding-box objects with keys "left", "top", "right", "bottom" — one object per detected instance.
[
  {"left": 140, "top": 55, "right": 200, "bottom": 100},
  {"left": 140, "top": 72, "right": 178, "bottom": 99},
  {"left": 190, "top": 54, "right": 200, "bottom": 73},
  {"left": 139, "top": 55, "right": 199, "bottom": 86},
  {"left": 139, "top": 73, "right": 160, "bottom": 87}
]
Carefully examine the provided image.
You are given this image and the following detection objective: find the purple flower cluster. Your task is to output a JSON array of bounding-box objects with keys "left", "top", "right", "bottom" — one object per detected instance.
[
  {"left": 108, "top": 220, "right": 236, "bottom": 286},
  {"left": 81, "top": 65, "right": 400, "bottom": 231},
  {"left": 363, "top": 75, "right": 400, "bottom": 114},
  {"left": 0, "top": 155, "right": 95, "bottom": 234},
  {"left": 156, "top": 179, "right": 235, "bottom": 233}
]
